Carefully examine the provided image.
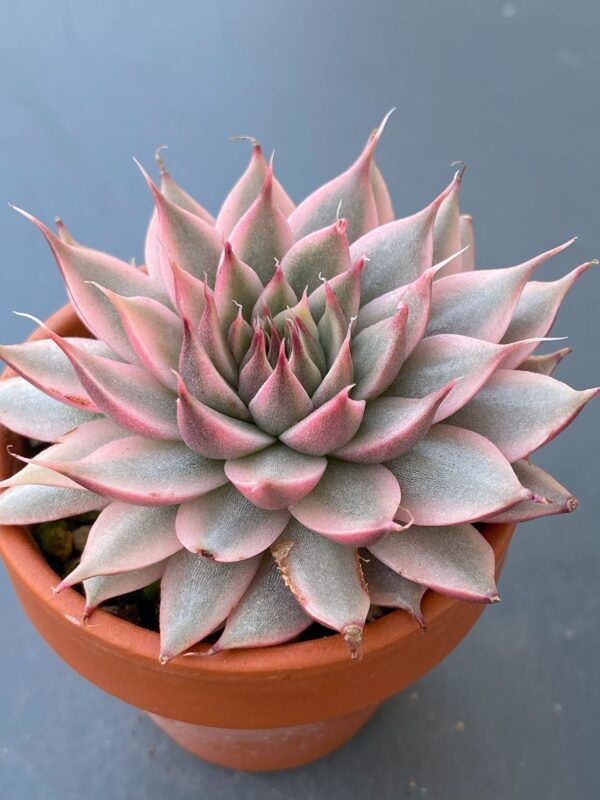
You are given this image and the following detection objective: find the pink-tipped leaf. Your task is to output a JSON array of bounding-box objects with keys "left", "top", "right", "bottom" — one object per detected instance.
[
  {"left": 369, "top": 522, "right": 499, "bottom": 603},
  {"left": 32, "top": 436, "right": 227, "bottom": 505},
  {"left": 448, "top": 369, "right": 600, "bottom": 462},
  {"left": 280, "top": 218, "right": 352, "bottom": 296},
  {"left": 212, "top": 556, "right": 311, "bottom": 652},
  {"left": 229, "top": 164, "right": 295, "bottom": 285},
  {"left": 427, "top": 240, "right": 575, "bottom": 342},
  {"left": 484, "top": 460, "right": 578, "bottom": 523},
  {"left": 334, "top": 382, "right": 456, "bottom": 463},
  {"left": 351, "top": 304, "right": 409, "bottom": 400},
  {"left": 272, "top": 520, "right": 369, "bottom": 657},
  {"left": 289, "top": 111, "right": 394, "bottom": 244},
  {"left": 289, "top": 459, "right": 402, "bottom": 545},
  {"left": 279, "top": 386, "right": 365, "bottom": 456},
  {"left": 176, "top": 375, "right": 274, "bottom": 459},
  {"left": 361, "top": 555, "right": 426, "bottom": 626},
  {"left": 57, "top": 504, "right": 181, "bottom": 589},
  {"left": 216, "top": 138, "right": 295, "bottom": 237},
  {"left": 159, "top": 550, "right": 260, "bottom": 660},
  {"left": 386, "top": 423, "right": 532, "bottom": 525},
  {"left": 248, "top": 343, "right": 313, "bottom": 435},
  {"left": 176, "top": 484, "right": 289, "bottom": 562},
  {"left": 225, "top": 443, "right": 327, "bottom": 510}
]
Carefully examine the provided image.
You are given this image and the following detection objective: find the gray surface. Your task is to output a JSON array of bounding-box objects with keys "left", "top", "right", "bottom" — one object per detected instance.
[{"left": 0, "top": 1, "right": 599, "bottom": 798}]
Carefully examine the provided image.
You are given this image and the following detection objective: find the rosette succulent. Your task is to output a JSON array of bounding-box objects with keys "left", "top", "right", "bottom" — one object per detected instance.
[{"left": 0, "top": 113, "right": 597, "bottom": 662}]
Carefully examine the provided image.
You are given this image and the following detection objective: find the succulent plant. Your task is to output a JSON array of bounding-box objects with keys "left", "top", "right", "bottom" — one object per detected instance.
[{"left": 0, "top": 113, "right": 597, "bottom": 662}]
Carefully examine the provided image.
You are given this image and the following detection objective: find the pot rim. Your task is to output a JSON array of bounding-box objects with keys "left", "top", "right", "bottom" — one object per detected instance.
[{"left": 0, "top": 303, "right": 513, "bottom": 681}]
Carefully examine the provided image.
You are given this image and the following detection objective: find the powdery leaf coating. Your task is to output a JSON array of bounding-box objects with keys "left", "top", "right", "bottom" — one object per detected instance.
[
  {"left": 0, "top": 484, "right": 107, "bottom": 525},
  {"left": 225, "top": 444, "right": 327, "bottom": 510},
  {"left": 369, "top": 523, "right": 498, "bottom": 602},
  {"left": 448, "top": 370, "right": 599, "bottom": 462},
  {"left": 272, "top": 520, "right": 370, "bottom": 656},
  {"left": 38, "top": 437, "right": 227, "bottom": 505},
  {"left": 84, "top": 560, "right": 168, "bottom": 616},
  {"left": 427, "top": 240, "right": 575, "bottom": 343},
  {"left": 361, "top": 554, "right": 426, "bottom": 626},
  {"left": 386, "top": 424, "right": 531, "bottom": 525},
  {"left": 159, "top": 551, "right": 260, "bottom": 661},
  {"left": 0, "top": 377, "right": 99, "bottom": 441},
  {"left": 58, "top": 504, "right": 182, "bottom": 588},
  {"left": 289, "top": 460, "right": 402, "bottom": 545},
  {"left": 212, "top": 556, "right": 312, "bottom": 652},
  {"left": 1, "top": 115, "right": 596, "bottom": 657},
  {"left": 176, "top": 483, "right": 290, "bottom": 562},
  {"left": 484, "top": 460, "right": 578, "bottom": 523},
  {"left": 0, "top": 337, "right": 117, "bottom": 411}
]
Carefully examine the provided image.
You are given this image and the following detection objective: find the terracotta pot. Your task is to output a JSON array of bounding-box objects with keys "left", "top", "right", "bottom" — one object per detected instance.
[{"left": 0, "top": 305, "right": 517, "bottom": 771}]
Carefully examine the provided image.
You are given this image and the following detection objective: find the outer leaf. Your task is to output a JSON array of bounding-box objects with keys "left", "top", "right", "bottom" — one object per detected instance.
[
  {"left": 225, "top": 443, "right": 327, "bottom": 510},
  {"left": 288, "top": 111, "right": 393, "bottom": 244},
  {"left": 0, "top": 484, "right": 107, "bottom": 525},
  {"left": 361, "top": 555, "right": 426, "bottom": 626},
  {"left": 485, "top": 460, "right": 578, "bottom": 523},
  {"left": 14, "top": 208, "right": 169, "bottom": 362},
  {"left": 427, "top": 240, "right": 575, "bottom": 342},
  {"left": 517, "top": 347, "right": 572, "bottom": 377},
  {"left": 33, "top": 437, "right": 227, "bottom": 505},
  {"left": 370, "top": 160, "right": 395, "bottom": 224},
  {"left": 1, "top": 418, "right": 128, "bottom": 489},
  {"left": 279, "top": 386, "right": 365, "bottom": 456},
  {"left": 272, "top": 520, "right": 369, "bottom": 657},
  {"left": 154, "top": 149, "right": 215, "bottom": 223},
  {"left": 137, "top": 162, "right": 222, "bottom": 293},
  {"left": 0, "top": 337, "right": 117, "bottom": 411},
  {"left": 369, "top": 523, "right": 499, "bottom": 602},
  {"left": 0, "top": 377, "right": 98, "bottom": 442},
  {"left": 159, "top": 550, "right": 260, "bottom": 660},
  {"left": 176, "top": 484, "right": 289, "bottom": 561},
  {"left": 289, "top": 460, "right": 402, "bottom": 545},
  {"left": 386, "top": 424, "right": 532, "bottom": 525},
  {"left": 92, "top": 287, "right": 182, "bottom": 390},
  {"left": 432, "top": 168, "right": 464, "bottom": 277},
  {"left": 84, "top": 560, "right": 167, "bottom": 616},
  {"left": 216, "top": 139, "right": 295, "bottom": 237},
  {"left": 57, "top": 504, "right": 181, "bottom": 588},
  {"left": 386, "top": 334, "right": 548, "bottom": 422},
  {"left": 459, "top": 214, "right": 475, "bottom": 270},
  {"left": 211, "top": 556, "right": 312, "bottom": 652},
  {"left": 501, "top": 261, "right": 597, "bottom": 367},
  {"left": 23, "top": 317, "right": 179, "bottom": 440},
  {"left": 350, "top": 175, "right": 455, "bottom": 304},
  {"left": 448, "top": 370, "right": 599, "bottom": 462}
]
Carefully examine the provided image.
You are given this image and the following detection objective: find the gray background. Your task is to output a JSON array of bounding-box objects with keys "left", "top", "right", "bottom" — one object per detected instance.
[{"left": 1, "top": 1, "right": 599, "bottom": 798}]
